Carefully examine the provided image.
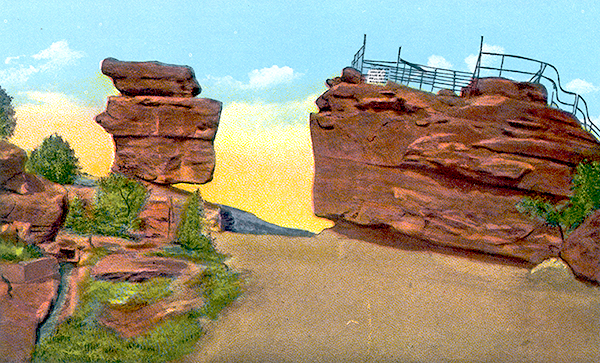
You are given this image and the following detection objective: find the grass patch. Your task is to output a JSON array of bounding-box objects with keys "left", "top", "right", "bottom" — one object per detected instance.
[
  {"left": 34, "top": 261, "right": 243, "bottom": 362},
  {"left": 33, "top": 274, "right": 201, "bottom": 363},
  {"left": 152, "top": 244, "right": 227, "bottom": 264},
  {"left": 189, "top": 263, "right": 243, "bottom": 319},
  {"left": 0, "top": 238, "right": 43, "bottom": 263},
  {"left": 78, "top": 246, "right": 111, "bottom": 267}
]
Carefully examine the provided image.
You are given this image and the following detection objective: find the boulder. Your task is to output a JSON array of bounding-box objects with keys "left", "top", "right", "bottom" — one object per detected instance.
[
  {"left": 101, "top": 57, "right": 201, "bottom": 97},
  {"left": 310, "top": 71, "right": 599, "bottom": 264},
  {"left": 96, "top": 96, "right": 221, "bottom": 185},
  {"left": 0, "top": 142, "right": 68, "bottom": 244},
  {"left": 561, "top": 210, "right": 600, "bottom": 283},
  {"left": 462, "top": 77, "right": 548, "bottom": 104},
  {"left": 341, "top": 67, "right": 363, "bottom": 84}
]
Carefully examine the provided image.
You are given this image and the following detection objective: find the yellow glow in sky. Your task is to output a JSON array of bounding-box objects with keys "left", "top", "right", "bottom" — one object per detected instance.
[{"left": 9, "top": 92, "right": 333, "bottom": 233}]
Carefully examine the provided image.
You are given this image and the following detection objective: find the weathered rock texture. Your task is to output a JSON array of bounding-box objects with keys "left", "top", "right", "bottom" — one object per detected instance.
[
  {"left": 97, "top": 59, "right": 221, "bottom": 185},
  {"left": 311, "top": 74, "right": 600, "bottom": 265},
  {"left": 101, "top": 57, "right": 201, "bottom": 97},
  {"left": 0, "top": 141, "right": 68, "bottom": 244},
  {"left": 562, "top": 210, "right": 600, "bottom": 283}
]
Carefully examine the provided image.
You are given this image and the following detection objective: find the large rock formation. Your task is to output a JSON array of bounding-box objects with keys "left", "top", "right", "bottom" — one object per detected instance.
[
  {"left": 562, "top": 210, "right": 600, "bottom": 283},
  {"left": 310, "top": 72, "right": 600, "bottom": 265},
  {"left": 97, "top": 58, "right": 221, "bottom": 185},
  {"left": 0, "top": 141, "right": 68, "bottom": 244}
]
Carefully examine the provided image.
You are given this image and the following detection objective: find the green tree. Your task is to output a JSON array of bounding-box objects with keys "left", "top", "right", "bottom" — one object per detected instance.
[
  {"left": 0, "top": 86, "right": 16, "bottom": 139},
  {"left": 27, "top": 133, "right": 80, "bottom": 184},
  {"left": 176, "top": 190, "right": 215, "bottom": 254},
  {"left": 94, "top": 173, "right": 148, "bottom": 238},
  {"left": 63, "top": 196, "right": 94, "bottom": 235}
]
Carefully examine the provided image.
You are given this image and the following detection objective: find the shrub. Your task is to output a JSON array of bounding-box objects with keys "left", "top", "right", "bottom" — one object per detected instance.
[
  {"left": 63, "top": 173, "right": 148, "bottom": 239},
  {"left": 0, "top": 238, "right": 43, "bottom": 263},
  {"left": 27, "top": 133, "right": 80, "bottom": 184},
  {"left": 0, "top": 86, "right": 16, "bottom": 139},
  {"left": 176, "top": 190, "right": 215, "bottom": 254},
  {"left": 517, "top": 160, "right": 600, "bottom": 242}
]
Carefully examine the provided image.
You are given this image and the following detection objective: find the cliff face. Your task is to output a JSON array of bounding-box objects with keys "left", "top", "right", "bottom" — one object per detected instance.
[
  {"left": 96, "top": 58, "right": 220, "bottom": 185},
  {"left": 310, "top": 70, "right": 600, "bottom": 264}
]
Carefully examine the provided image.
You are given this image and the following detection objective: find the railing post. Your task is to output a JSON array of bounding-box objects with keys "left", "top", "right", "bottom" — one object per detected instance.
[
  {"left": 396, "top": 47, "right": 401, "bottom": 83},
  {"left": 360, "top": 34, "right": 366, "bottom": 74},
  {"left": 499, "top": 54, "right": 505, "bottom": 77}
]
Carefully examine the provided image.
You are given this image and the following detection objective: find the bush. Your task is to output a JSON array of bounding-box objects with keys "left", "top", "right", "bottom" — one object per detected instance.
[
  {"left": 63, "top": 173, "right": 148, "bottom": 239},
  {"left": 27, "top": 133, "right": 80, "bottom": 184},
  {"left": 0, "top": 238, "right": 43, "bottom": 263},
  {"left": 517, "top": 160, "right": 600, "bottom": 242},
  {"left": 0, "top": 86, "right": 16, "bottom": 139}
]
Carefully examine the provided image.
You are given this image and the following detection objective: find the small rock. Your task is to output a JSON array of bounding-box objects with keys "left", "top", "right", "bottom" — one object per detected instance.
[
  {"left": 341, "top": 67, "right": 363, "bottom": 84},
  {"left": 528, "top": 258, "right": 583, "bottom": 290}
]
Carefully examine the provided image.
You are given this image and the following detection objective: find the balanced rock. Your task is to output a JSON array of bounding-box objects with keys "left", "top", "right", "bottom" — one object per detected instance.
[
  {"left": 101, "top": 57, "right": 201, "bottom": 97},
  {"left": 310, "top": 73, "right": 599, "bottom": 264},
  {"left": 97, "top": 58, "right": 221, "bottom": 185},
  {"left": 0, "top": 141, "right": 68, "bottom": 244}
]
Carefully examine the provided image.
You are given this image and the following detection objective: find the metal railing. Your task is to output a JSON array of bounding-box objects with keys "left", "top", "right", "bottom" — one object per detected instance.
[{"left": 350, "top": 35, "right": 600, "bottom": 139}]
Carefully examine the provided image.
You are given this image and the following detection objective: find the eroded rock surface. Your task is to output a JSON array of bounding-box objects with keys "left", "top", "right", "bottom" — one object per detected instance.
[
  {"left": 0, "top": 141, "right": 68, "bottom": 244},
  {"left": 310, "top": 73, "right": 599, "bottom": 264},
  {"left": 101, "top": 57, "right": 201, "bottom": 97},
  {"left": 562, "top": 210, "right": 600, "bottom": 283},
  {"left": 96, "top": 59, "right": 221, "bottom": 185}
]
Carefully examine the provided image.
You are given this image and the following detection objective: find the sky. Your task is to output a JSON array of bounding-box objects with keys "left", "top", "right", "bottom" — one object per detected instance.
[{"left": 1, "top": 0, "right": 600, "bottom": 232}]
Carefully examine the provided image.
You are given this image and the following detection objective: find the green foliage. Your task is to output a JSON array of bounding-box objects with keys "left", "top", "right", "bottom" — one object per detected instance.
[
  {"left": 94, "top": 174, "right": 148, "bottom": 238},
  {"left": 63, "top": 196, "right": 94, "bottom": 235},
  {"left": 88, "top": 277, "right": 173, "bottom": 307},
  {"left": 194, "top": 263, "right": 242, "bottom": 319},
  {"left": 517, "top": 160, "right": 600, "bottom": 239},
  {"left": 33, "top": 275, "right": 202, "bottom": 363},
  {"left": 63, "top": 173, "right": 148, "bottom": 239},
  {"left": 0, "top": 238, "right": 43, "bottom": 262},
  {"left": 0, "top": 86, "right": 16, "bottom": 139},
  {"left": 176, "top": 190, "right": 216, "bottom": 254},
  {"left": 27, "top": 133, "right": 80, "bottom": 184}
]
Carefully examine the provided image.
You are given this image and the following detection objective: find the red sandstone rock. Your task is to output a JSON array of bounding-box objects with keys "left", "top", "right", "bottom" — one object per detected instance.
[
  {"left": 561, "top": 210, "right": 600, "bottom": 283},
  {"left": 101, "top": 57, "right": 201, "bottom": 97},
  {"left": 96, "top": 96, "right": 221, "bottom": 184},
  {"left": 462, "top": 77, "right": 548, "bottom": 104},
  {"left": 0, "top": 142, "right": 68, "bottom": 244},
  {"left": 310, "top": 72, "right": 599, "bottom": 264},
  {"left": 341, "top": 67, "right": 363, "bottom": 84},
  {"left": 91, "top": 253, "right": 188, "bottom": 282}
]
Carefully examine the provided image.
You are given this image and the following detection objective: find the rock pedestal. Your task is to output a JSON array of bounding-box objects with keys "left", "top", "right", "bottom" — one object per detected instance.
[
  {"left": 310, "top": 73, "right": 600, "bottom": 265},
  {"left": 97, "top": 58, "right": 221, "bottom": 185}
]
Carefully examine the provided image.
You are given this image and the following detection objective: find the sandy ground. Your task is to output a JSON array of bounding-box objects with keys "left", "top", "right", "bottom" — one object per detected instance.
[{"left": 180, "top": 230, "right": 600, "bottom": 363}]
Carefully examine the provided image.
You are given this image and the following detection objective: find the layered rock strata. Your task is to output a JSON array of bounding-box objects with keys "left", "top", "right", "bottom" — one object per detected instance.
[
  {"left": 310, "top": 72, "right": 600, "bottom": 265},
  {"left": 0, "top": 141, "right": 68, "bottom": 244},
  {"left": 97, "top": 58, "right": 221, "bottom": 185}
]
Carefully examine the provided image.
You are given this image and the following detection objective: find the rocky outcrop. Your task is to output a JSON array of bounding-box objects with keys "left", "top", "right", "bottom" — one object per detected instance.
[
  {"left": 310, "top": 73, "right": 600, "bottom": 265},
  {"left": 97, "top": 59, "right": 221, "bottom": 185},
  {"left": 0, "top": 141, "right": 68, "bottom": 244},
  {"left": 101, "top": 57, "right": 201, "bottom": 97},
  {"left": 561, "top": 210, "right": 600, "bottom": 283}
]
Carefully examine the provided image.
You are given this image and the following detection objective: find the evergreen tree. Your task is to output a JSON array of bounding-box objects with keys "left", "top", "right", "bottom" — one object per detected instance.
[
  {"left": 0, "top": 86, "right": 16, "bottom": 139},
  {"left": 176, "top": 190, "right": 215, "bottom": 253}
]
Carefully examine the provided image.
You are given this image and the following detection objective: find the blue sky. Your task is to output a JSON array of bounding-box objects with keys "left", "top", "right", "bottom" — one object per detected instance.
[
  {"left": 1, "top": 0, "right": 599, "bottom": 231},
  {"left": 1, "top": 0, "right": 599, "bottom": 116}
]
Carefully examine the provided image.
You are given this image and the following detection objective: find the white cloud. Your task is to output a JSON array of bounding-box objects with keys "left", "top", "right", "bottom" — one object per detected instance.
[
  {"left": 565, "top": 79, "right": 599, "bottom": 94},
  {"left": 205, "top": 65, "right": 302, "bottom": 90},
  {"left": 427, "top": 55, "right": 453, "bottom": 69},
  {"left": 0, "top": 65, "right": 38, "bottom": 84},
  {"left": 5, "top": 55, "right": 24, "bottom": 64},
  {"left": 32, "top": 40, "right": 85, "bottom": 71},
  {"left": 245, "top": 65, "right": 300, "bottom": 88},
  {"left": 0, "top": 40, "right": 85, "bottom": 85},
  {"left": 465, "top": 43, "right": 505, "bottom": 72}
]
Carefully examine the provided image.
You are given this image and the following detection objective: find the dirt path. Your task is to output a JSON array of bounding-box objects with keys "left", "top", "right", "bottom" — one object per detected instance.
[{"left": 181, "top": 231, "right": 600, "bottom": 363}]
